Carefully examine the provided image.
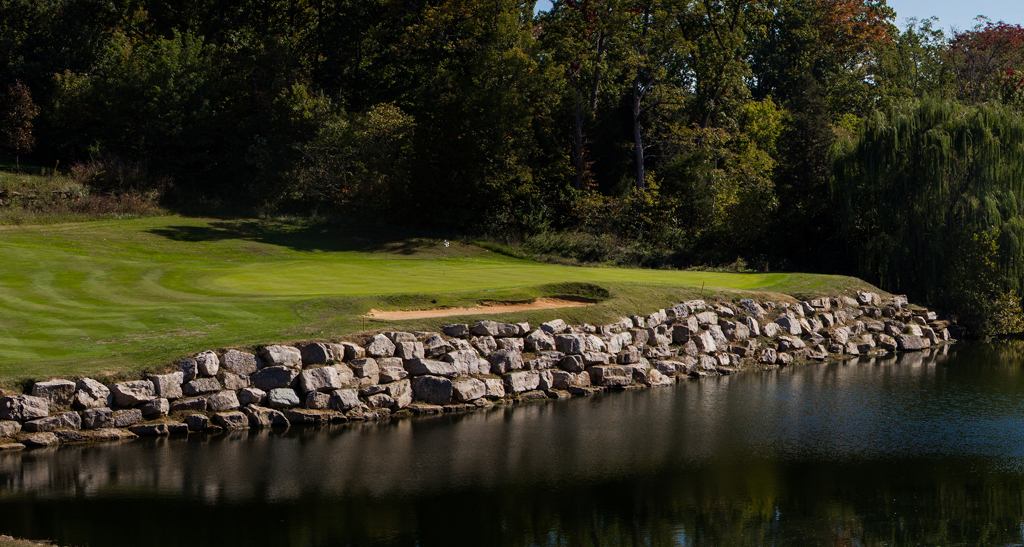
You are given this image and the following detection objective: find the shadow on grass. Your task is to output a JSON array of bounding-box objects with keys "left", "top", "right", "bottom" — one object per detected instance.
[{"left": 147, "top": 220, "right": 435, "bottom": 254}]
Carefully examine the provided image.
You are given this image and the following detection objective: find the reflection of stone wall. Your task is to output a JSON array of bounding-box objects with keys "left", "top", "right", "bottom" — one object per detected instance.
[
  {"left": 0, "top": 343, "right": 965, "bottom": 505},
  {"left": 0, "top": 292, "right": 958, "bottom": 454}
]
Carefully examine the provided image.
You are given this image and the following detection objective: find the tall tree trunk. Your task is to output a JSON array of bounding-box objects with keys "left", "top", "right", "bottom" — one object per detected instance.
[
  {"left": 573, "top": 89, "right": 584, "bottom": 191},
  {"left": 633, "top": 77, "right": 645, "bottom": 191}
]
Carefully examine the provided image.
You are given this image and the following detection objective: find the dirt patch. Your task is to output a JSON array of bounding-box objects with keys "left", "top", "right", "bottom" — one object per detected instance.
[{"left": 367, "top": 297, "right": 594, "bottom": 320}]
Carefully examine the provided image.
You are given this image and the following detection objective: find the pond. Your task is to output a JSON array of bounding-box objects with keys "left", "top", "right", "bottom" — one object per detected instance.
[{"left": 3, "top": 342, "right": 1024, "bottom": 546}]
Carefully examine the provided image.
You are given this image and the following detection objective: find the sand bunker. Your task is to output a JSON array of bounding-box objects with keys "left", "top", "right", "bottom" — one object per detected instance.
[{"left": 367, "top": 297, "right": 593, "bottom": 320}]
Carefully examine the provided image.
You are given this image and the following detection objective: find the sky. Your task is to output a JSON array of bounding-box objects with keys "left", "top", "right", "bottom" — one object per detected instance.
[{"left": 532, "top": 0, "right": 1024, "bottom": 36}]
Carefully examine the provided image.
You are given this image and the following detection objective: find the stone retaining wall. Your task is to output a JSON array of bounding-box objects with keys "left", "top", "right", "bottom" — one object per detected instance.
[{"left": 0, "top": 291, "right": 960, "bottom": 450}]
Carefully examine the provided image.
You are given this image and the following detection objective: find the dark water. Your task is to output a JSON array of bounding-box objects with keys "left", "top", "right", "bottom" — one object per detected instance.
[{"left": 4, "top": 343, "right": 1024, "bottom": 546}]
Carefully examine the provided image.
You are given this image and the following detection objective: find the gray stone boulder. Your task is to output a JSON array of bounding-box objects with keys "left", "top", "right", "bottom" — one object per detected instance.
[
  {"left": 386, "top": 379, "right": 413, "bottom": 409},
  {"left": 471, "top": 335, "right": 498, "bottom": 356},
  {"left": 251, "top": 366, "right": 299, "bottom": 391},
  {"left": 110, "top": 380, "right": 155, "bottom": 407},
  {"left": 411, "top": 375, "right": 453, "bottom": 405},
  {"left": 559, "top": 354, "right": 585, "bottom": 372},
  {"left": 339, "top": 342, "right": 365, "bottom": 361},
  {"left": 405, "top": 358, "right": 459, "bottom": 378},
  {"left": 762, "top": 322, "right": 781, "bottom": 338},
  {"left": 383, "top": 331, "right": 417, "bottom": 344},
  {"left": 740, "top": 299, "right": 768, "bottom": 320},
  {"left": 365, "top": 393, "right": 394, "bottom": 409},
  {"left": 244, "top": 406, "right": 290, "bottom": 428},
  {"left": 194, "top": 350, "right": 220, "bottom": 376},
  {"left": 443, "top": 350, "right": 484, "bottom": 376},
  {"left": 171, "top": 397, "right": 207, "bottom": 412},
  {"left": 300, "top": 343, "right": 335, "bottom": 365},
  {"left": 206, "top": 391, "right": 240, "bottom": 412},
  {"left": 877, "top": 334, "right": 897, "bottom": 352},
  {"left": 483, "top": 378, "right": 505, "bottom": 398},
  {"left": 775, "top": 314, "right": 802, "bottom": 335},
  {"left": 186, "top": 414, "right": 211, "bottom": 432},
  {"left": 260, "top": 345, "right": 302, "bottom": 367},
  {"left": 503, "top": 371, "right": 541, "bottom": 394},
  {"left": 498, "top": 337, "right": 525, "bottom": 352},
  {"left": 147, "top": 372, "right": 183, "bottom": 400},
  {"left": 24, "top": 412, "right": 80, "bottom": 432},
  {"left": 442, "top": 324, "right": 470, "bottom": 338},
  {"left": 452, "top": 379, "right": 486, "bottom": 402},
  {"left": 72, "top": 378, "right": 111, "bottom": 409},
  {"left": 328, "top": 389, "right": 361, "bottom": 411},
  {"left": 471, "top": 320, "right": 519, "bottom": 338},
  {"left": 379, "top": 366, "right": 408, "bottom": 383},
  {"left": 555, "top": 334, "right": 588, "bottom": 354},
  {"left": 541, "top": 319, "right": 568, "bottom": 335},
  {"left": 129, "top": 424, "right": 170, "bottom": 436},
  {"left": 365, "top": 334, "right": 396, "bottom": 358},
  {"left": 896, "top": 334, "right": 930, "bottom": 351},
  {"left": 23, "top": 433, "right": 59, "bottom": 447},
  {"left": 707, "top": 325, "right": 728, "bottom": 348},
  {"left": 587, "top": 365, "right": 633, "bottom": 387},
  {"left": 305, "top": 391, "right": 331, "bottom": 409},
  {"left": 217, "top": 371, "right": 249, "bottom": 391},
  {"left": 214, "top": 411, "right": 250, "bottom": 430},
  {"left": 267, "top": 388, "right": 301, "bottom": 409},
  {"left": 82, "top": 408, "right": 113, "bottom": 429},
  {"left": 31, "top": 380, "right": 76, "bottom": 408},
  {"left": 182, "top": 377, "right": 222, "bottom": 397},
  {"left": 777, "top": 336, "right": 806, "bottom": 351},
  {"left": 0, "top": 420, "right": 21, "bottom": 437},
  {"left": 395, "top": 341, "right": 426, "bottom": 360},
  {"left": 695, "top": 311, "right": 718, "bottom": 325},
  {"left": 692, "top": 331, "right": 717, "bottom": 354},
  {"left": 422, "top": 334, "right": 451, "bottom": 359},
  {"left": 349, "top": 358, "right": 381, "bottom": 386},
  {"left": 299, "top": 366, "right": 343, "bottom": 393},
  {"left": 758, "top": 348, "right": 778, "bottom": 364},
  {"left": 723, "top": 322, "right": 750, "bottom": 342},
  {"left": 178, "top": 358, "right": 198, "bottom": 382},
  {"left": 647, "top": 368, "right": 673, "bottom": 387},
  {"left": 488, "top": 349, "right": 524, "bottom": 374},
  {"left": 141, "top": 398, "right": 170, "bottom": 419},
  {"left": 237, "top": 387, "right": 266, "bottom": 407},
  {"left": 617, "top": 346, "right": 641, "bottom": 364},
  {"left": 112, "top": 409, "right": 143, "bottom": 428},
  {"left": 222, "top": 349, "right": 260, "bottom": 375}
]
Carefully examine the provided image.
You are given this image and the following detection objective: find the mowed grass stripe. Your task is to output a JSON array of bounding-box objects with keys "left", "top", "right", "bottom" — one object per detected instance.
[{"left": 0, "top": 215, "right": 873, "bottom": 383}]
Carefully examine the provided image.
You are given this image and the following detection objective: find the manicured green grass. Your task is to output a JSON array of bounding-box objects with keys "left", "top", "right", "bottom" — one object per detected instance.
[{"left": 0, "top": 215, "right": 879, "bottom": 386}]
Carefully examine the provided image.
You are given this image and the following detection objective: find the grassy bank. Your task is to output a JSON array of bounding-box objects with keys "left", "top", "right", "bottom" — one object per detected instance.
[{"left": 0, "top": 214, "right": 880, "bottom": 387}]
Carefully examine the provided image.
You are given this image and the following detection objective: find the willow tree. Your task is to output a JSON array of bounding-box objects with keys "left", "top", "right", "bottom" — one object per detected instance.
[{"left": 834, "top": 98, "right": 1024, "bottom": 323}]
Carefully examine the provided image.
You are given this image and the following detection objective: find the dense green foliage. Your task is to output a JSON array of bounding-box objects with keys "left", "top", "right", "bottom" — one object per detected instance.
[{"left": 2, "top": 0, "right": 1024, "bottom": 329}]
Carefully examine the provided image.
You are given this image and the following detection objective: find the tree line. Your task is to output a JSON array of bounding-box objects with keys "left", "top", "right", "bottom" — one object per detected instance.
[{"left": 3, "top": 0, "right": 1024, "bottom": 329}]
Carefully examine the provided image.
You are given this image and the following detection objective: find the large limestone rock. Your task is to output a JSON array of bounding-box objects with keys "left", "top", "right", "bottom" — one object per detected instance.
[
  {"left": 762, "top": 322, "right": 781, "bottom": 338},
  {"left": 411, "top": 375, "right": 453, "bottom": 405},
  {"left": 385, "top": 379, "right": 413, "bottom": 409},
  {"left": 471, "top": 336, "right": 498, "bottom": 356},
  {"left": 503, "top": 371, "right": 540, "bottom": 394},
  {"left": 775, "top": 314, "right": 802, "bottom": 335},
  {"left": 141, "top": 398, "right": 169, "bottom": 419},
  {"left": 0, "top": 420, "right": 21, "bottom": 437},
  {"left": 182, "top": 377, "right": 222, "bottom": 397},
  {"left": 261, "top": 345, "right": 302, "bottom": 367},
  {"left": 148, "top": 372, "right": 184, "bottom": 400},
  {"left": 299, "top": 366, "right": 343, "bottom": 394},
  {"left": 207, "top": 391, "right": 240, "bottom": 412},
  {"left": 471, "top": 320, "right": 519, "bottom": 338},
  {"left": 23, "top": 433, "right": 59, "bottom": 447},
  {"left": 405, "top": 358, "right": 459, "bottom": 378},
  {"left": 587, "top": 365, "right": 633, "bottom": 386},
  {"left": 178, "top": 358, "right": 198, "bottom": 382},
  {"left": 692, "top": 331, "right": 717, "bottom": 354},
  {"left": 244, "top": 405, "right": 290, "bottom": 428},
  {"left": 452, "top": 379, "right": 486, "bottom": 402},
  {"left": 365, "top": 334, "right": 396, "bottom": 358},
  {"left": 488, "top": 349, "right": 524, "bottom": 374},
  {"left": 110, "top": 380, "right": 155, "bottom": 407},
  {"left": 217, "top": 371, "right": 249, "bottom": 391},
  {"left": 442, "top": 324, "right": 470, "bottom": 338},
  {"left": 82, "top": 408, "right": 113, "bottom": 429},
  {"left": 541, "top": 319, "right": 568, "bottom": 335},
  {"left": 443, "top": 350, "right": 484, "bottom": 376},
  {"left": 298, "top": 343, "right": 333, "bottom": 365},
  {"left": 896, "top": 334, "right": 930, "bottom": 351},
  {"left": 251, "top": 366, "right": 299, "bottom": 391},
  {"left": 422, "top": 334, "right": 451, "bottom": 359},
  {"left": 349, "top": 358, "right": 381, "bottom": 386},
  {"left": 379, "top": 365, "right": 408, "bottom": 383},
  {"left": 340, "top": 342, "right": 366, "bottom": 361},
  {"left": 213, "top": 411, "right": 250, "bottom": 430},
  {"left": 112, "top": 409, "right": 143, "bottom": 428},
  {"left": 483, "top": 378, "right": 505, "bottom": 398},
  {"left": 194, "top": 350, "right": 220, "bottom": 376},
  {"left": 555, "top": 334, "right": 587, "bottom": 354},
  {"left": 31, "top": 380, "right": 76, "bottom": 408},
  {"left": 72, "top": 378, "right": 111, "bottom": 409},
  {"left": 395, "top": 341, "right": 426, "bottom": 360},
  {"left": 267, "top": 388, "right": 301, "bottom": 409},
  {"left": 237, "top": 387, "right": 266, "bottom": 407},
  {"left": 222, "top": 349, "right": 260, "bottom": 375},
  {"left": 306, "top": 392, "right": 330, "bottom": 409},
  {"left": 328, "top": 389, "right": 361, "bottom": 411},
  {"left": 24, "top": 412, "right": 80, "bottom": 432},
  {"left": 498, "top": 338, "right": 525, "bottom": 352}
]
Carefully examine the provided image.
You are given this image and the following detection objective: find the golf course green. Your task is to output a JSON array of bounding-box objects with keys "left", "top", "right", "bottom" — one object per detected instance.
[{"left": 0, "top": 215, "right": 875, "bottom": 384}]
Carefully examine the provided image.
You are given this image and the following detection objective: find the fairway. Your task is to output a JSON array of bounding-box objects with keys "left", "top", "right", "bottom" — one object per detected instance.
[{"left": 0, "top": 216, "right": 871, "bottom": 383}]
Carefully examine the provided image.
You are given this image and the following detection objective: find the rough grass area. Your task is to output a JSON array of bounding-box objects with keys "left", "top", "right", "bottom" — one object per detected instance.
[
  {"left": 0, "top": 214, "right": 882, "bottom": 387},
  {"left": 0, "top": 537, "right": 61, "bottom": 547},
  {"left": 0, "top": 168, "right": 163, "bottom": 225}
]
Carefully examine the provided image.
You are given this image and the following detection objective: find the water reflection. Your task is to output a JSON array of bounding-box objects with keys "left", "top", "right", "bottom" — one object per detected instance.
[{"left": 3, "top": 343, "right": 1024, "bottom": 546}]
